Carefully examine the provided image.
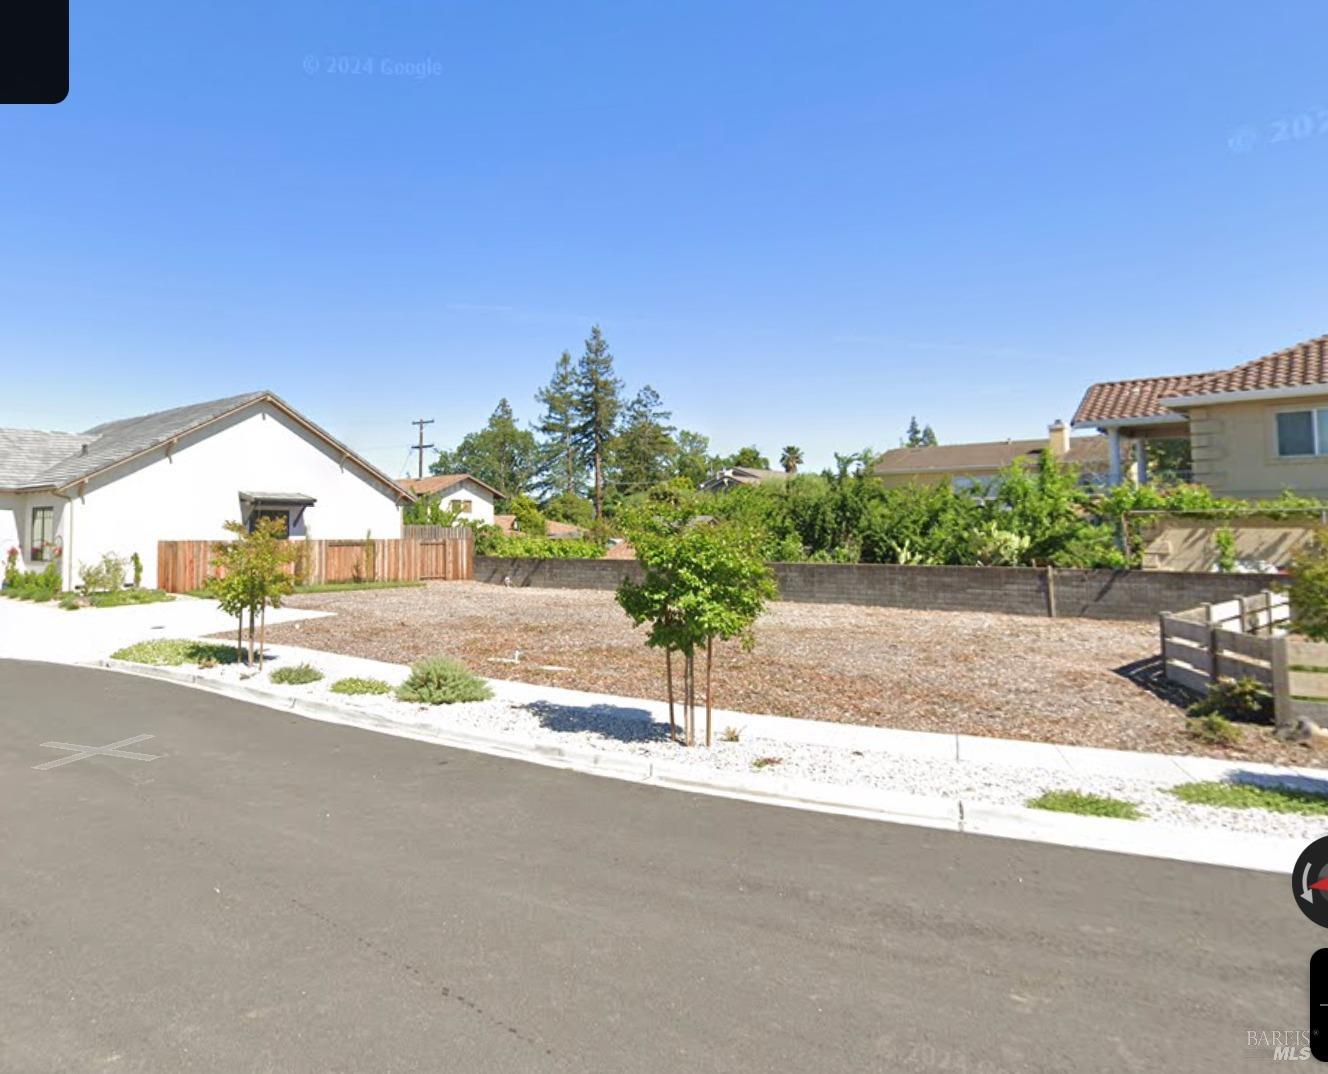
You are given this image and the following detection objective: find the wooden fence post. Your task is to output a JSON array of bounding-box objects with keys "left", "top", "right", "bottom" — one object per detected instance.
[{"left": 1272, "top": 634, "right": 1294, "bottom": 733}]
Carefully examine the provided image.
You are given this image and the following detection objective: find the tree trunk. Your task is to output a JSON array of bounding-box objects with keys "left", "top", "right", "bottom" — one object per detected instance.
[
  {"left": 684, "top": 650, "right": 695, "bottom": 747},
  {"left": 236, "top": 615, "right": 243, "bottom": 664},
  {"left": 666, "top": 648, "right": 677, "bottom": 743},
  {"left": 705, "top": 636, "right": 713, "bottom": 748},
  {"left": 247, "top": 606, "right": 256, "bottom": 665},
  {"left": 259, "top": 602, "right": 267, "bottom": 669},
  {"left": 593, "top": 445, "right": 603, "bottom": 519}
]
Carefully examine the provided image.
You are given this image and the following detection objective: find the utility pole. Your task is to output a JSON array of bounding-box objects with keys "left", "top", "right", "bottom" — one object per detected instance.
[{"left": 411, "top": 418, "right": 435, "bottom": 479}]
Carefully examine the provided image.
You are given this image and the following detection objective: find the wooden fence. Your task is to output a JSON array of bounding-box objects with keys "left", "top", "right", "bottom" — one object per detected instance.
[
  {"left": 402, "top": 525, "right": 474, "bottom": 541},
  {"left": 1159, "top": 589, "right": 1328, "bottom": 732},
  {"left": 158, "top": 533, "right": 473, "bottom": 593}
]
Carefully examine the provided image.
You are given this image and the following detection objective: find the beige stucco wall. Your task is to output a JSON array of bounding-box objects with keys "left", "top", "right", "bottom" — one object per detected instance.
[
  {"left": 875, "top": 468, "right": 1002, "bottom": 490},
  {"left": 1138, "top": 516, "right": 1315, "bottom": 571},
  {"left": 1189, "top": 393, "right": 1328, "bottom": 498}
]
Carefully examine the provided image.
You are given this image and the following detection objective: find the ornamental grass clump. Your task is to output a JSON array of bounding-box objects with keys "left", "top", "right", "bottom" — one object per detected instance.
[
  {"left": 330, "top": 676, "right": 394, "bottom": 696},
  {"left": 269, "top": 663, "right": 323, "bottom": 685},
  {"left": 395, "top": 656, "right": 492, "bottom": 705}
]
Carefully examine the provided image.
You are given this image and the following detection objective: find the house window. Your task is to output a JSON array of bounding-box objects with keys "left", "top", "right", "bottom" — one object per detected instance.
[
  {"left": 30, "top": 507, "right": 53, "bottom": 561},
  {"left": 449, "top": 499, "right": 473, "bottom": 513},
  {"left": 248, "top": 509, "right": 290, "bottom": 535},
  {"left": 1276, "top": 409, "right": 1328, "bottom": 457}
]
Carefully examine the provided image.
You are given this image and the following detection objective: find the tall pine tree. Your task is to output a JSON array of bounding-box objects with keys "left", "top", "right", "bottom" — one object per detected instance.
[
  {"left": 571, "top": 325, "right": 624, "bottom": 519},
  {"left": 534, "top": 350, "right": 581, "bottom": 498},
  {"left": 611, "top": 386, "right": 676, "bottom": 494}
]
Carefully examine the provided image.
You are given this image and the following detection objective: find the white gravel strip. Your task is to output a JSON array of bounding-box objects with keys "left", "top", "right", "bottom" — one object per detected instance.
[{"left": 152, "top": 640, "right": 1328, "bottom": 844}]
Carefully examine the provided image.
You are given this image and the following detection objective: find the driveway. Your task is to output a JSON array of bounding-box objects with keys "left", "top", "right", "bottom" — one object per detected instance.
[
  {"left": 0, "top": 660, "right": 1310, "bottom": 1073},
  {"left": 0, "top": 594, "right": 327, "bottom": 664}
]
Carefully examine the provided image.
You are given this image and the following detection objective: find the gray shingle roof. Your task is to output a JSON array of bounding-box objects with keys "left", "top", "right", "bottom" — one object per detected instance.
[
  {"left": 0, "top": 428, "right": 97, "bottom": 486},
  {"left": 3, "top": 391, "right": 269, "bottom": 490}
]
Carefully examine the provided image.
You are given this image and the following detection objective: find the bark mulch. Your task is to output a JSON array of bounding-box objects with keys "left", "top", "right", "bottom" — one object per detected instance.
[{"left": 253, "top": 580, "right": 1322, "bottom": 767}]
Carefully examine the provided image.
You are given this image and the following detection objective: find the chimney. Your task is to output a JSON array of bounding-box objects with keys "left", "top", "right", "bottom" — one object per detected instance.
[{"left": 1048, "top": 419, "right": 1070, "bottom": 457}]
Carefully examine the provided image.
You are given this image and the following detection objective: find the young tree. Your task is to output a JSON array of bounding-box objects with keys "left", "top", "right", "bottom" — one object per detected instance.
[
  {"left": 207, "top": 518, "right": 296, "bottom": 667},
  {"left": 430, "top": 398, "right": 539, "bottom": 497},
  {"left": 919, "top": 424, "right": 938, "bottom": 447},
  {"left": 571, "top": 325, "right": 624, "bottom": 520},
  {"left": 534, "top": 350, "right": 582, "bottom": 498},
  {"left": 617, "top": 522, "right": 778, "bottom": 747},
  {"left": 779, "top": 445, "right": 804, "bottom": 474},
  {"left": 611, "top": 385, "right": 676, "bottom": 495},
  {"left": 904, "top": 417, "right": 923, "bottom": 447}
]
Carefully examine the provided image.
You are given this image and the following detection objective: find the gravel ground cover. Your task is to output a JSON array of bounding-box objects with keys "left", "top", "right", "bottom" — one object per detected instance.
[
  {"left": 145, "top": 642, "right": 1328, "bottom": 840},
  {"left": 253, "top": 580, "right": 1319, "bottom": 767}
]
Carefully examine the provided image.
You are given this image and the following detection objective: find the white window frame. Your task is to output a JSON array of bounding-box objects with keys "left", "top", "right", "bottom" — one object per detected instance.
[{"left": 1275, "top": 407, "right": 1328, "bottom": 458}]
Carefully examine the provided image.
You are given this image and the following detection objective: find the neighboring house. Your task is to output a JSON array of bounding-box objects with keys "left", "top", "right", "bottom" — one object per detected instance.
[
  {"left": 0, "top": 391, "right": 411, "bottom": 591},
  {"left": 399, "top": 473, "right": 501, "bottom": 526},
  {"left": 492, "top": 514, "right": 583, "bottom": 539},
  {"left": 872, "top": 421, "right": 1109, "bottom": 492},
  {"left": 700, "top": 467, "right": 789, "bottom": 492},
  {"left": 1074, "top": 332, "right": 1328, "bottom": 497}
]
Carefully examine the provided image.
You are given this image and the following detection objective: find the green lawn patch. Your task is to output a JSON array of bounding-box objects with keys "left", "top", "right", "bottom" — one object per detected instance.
[
  {"left": 110, "top": 639, "right": 239, "bottom": 666},
  {"left": 86, "top": 588, "right": 175, "bottom": 608},
  {"left": 269, "top": 663, "right": 323, "bottom": 685},
  {"left": 1026, "top": 790, "right": 1143, "bottom": 820},
  {"left": 330, "top": 676, "right": 394, "bottom": 696},
  {"left": 1168, "top": 781, "right": 1328, "bottom": 816}
]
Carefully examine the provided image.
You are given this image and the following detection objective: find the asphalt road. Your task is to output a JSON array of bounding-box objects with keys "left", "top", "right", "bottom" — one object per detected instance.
[{"left": 0, "top": 660, "right": 1313, "bottom": 1073}]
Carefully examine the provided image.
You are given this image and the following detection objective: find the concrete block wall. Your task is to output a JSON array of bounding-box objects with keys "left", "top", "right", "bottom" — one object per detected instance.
[{"left": 475, "top": 555, "right": 1281, "bottom": 621}]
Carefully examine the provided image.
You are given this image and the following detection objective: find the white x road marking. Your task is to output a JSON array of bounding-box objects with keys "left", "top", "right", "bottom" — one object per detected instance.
[{"left": 33, "top": 734, "right": 160, "bottom": 771}]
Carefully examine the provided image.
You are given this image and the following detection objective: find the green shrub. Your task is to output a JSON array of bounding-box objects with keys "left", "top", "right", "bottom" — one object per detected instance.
[
  {"left": 395, "top": 656, "right": 492, "bottom": 704},
  {"left": 1026, "top": 790, "right": 1143, "bottom": 819},
  {"left": 59, "top": 594, "right": 80, "bottom": 611},
  {"left": 1169, "top": 780, "right": 1328, "bottom": 815},
  {"left": 1288, "top": 527, "right": 1328, "bottom": 640},
  {"left": 473, "top": 529, "right": 605, "bottom": 559},
  {"left": 1186, "top": 713, "right": 1243, "bottom": 746},
  {"left": 1186, "top": 677, "right": 1271, "bottom": 724},
  {"left": 79, "top": 553, "right": 126, "bottom": 594},
  {"left": 5, "top": 562, "right": 63, "bottom": 602},
  {"left": 330, "top": 676, "right": 394, "bottom": 695},
  {"left": 1213, "top": 526, "right": 1238, "bottom": 573},
  {"left": 87, "top": 588, "right": 174, "bottom": 608},
  {"left": 110, "top": 639, "right": 238, "bottom": 666},
  {"left": 270, "top": 663, "right": 323, "bottom": 685}
]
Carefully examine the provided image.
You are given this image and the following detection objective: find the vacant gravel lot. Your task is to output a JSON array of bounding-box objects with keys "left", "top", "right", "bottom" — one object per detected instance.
[{"left": 259, "top": 580, "right": 1317, "bottom": 765}]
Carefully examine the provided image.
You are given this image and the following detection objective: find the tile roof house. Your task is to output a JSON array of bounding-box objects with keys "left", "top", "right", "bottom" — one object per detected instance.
[
  {"left": 873, "top": 421, "right": 1108, "bottom": 491},
  {"left": 1073, "top": 332, "right": 1328, "bottom": 497},
  {"left": 399, "top": 473, "right": 502, "bottom": 526},
  {"left": 0, "top": 391, "right": 411, "bottom": 590}
]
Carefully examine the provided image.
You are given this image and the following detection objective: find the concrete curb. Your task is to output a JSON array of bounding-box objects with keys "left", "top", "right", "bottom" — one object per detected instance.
[{"left": 90, "top": 659, "right": 1299, "bottom": 873}]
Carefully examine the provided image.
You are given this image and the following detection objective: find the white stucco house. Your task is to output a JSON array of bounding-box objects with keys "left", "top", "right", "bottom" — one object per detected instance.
[
  {"left": 0, "top": 391, "right": 412, "bottom": 591},
  {"left": 399, "top": 473, "right": 501, "bottom": 526}
]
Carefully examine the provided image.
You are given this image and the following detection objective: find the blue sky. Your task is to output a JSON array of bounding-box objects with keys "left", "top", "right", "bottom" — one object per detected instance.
[{"left": 5, "top": 1, "right": 1328, "bottom": 476}]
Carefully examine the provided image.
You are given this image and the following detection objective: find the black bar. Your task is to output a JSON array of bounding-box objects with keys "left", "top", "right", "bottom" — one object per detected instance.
[
  {"left": 1312, "top": 948, "right": 1328, "bottom": 1062},
  {"left": 0, "top": 0, "right": 69, "bottom": 104}
]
